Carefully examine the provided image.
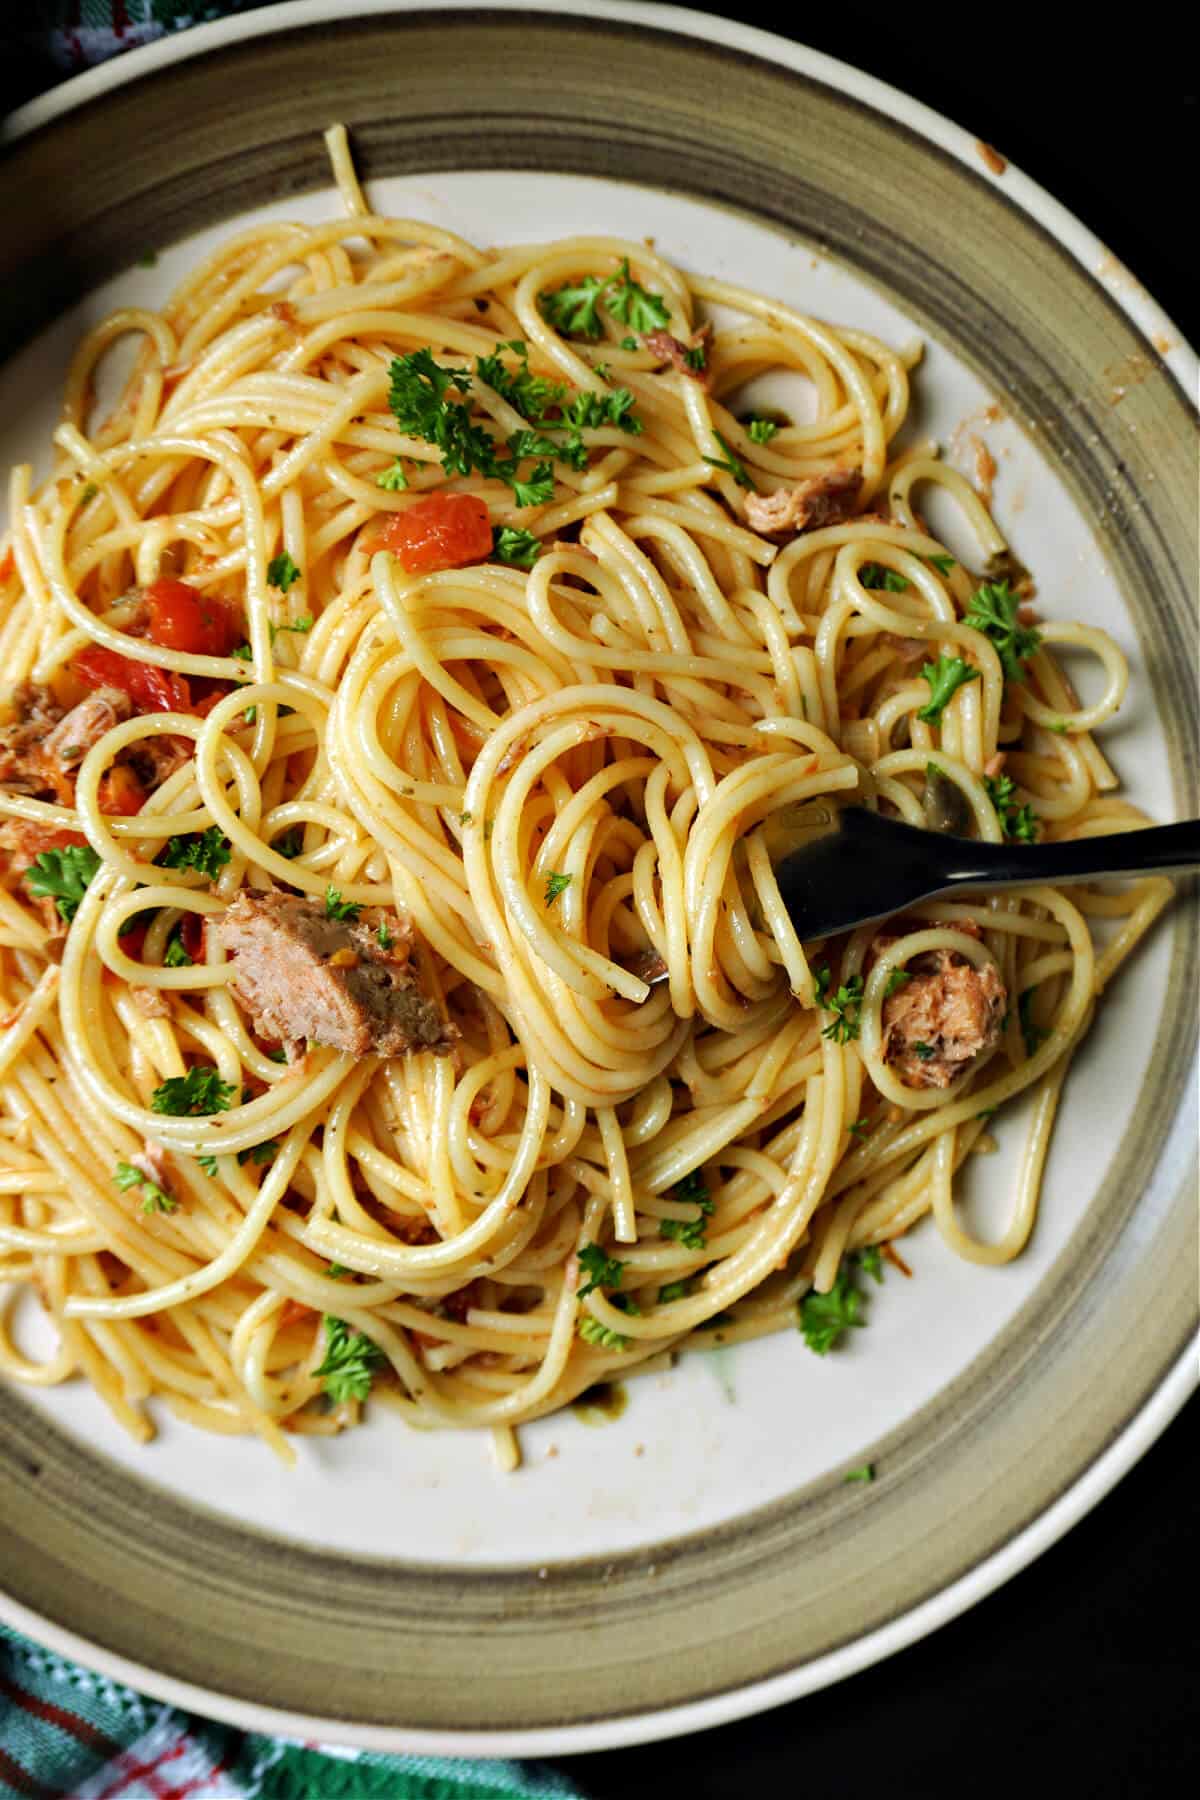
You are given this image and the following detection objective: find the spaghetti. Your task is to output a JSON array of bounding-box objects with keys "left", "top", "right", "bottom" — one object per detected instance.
[{"left": 0, "top": 128, "right": 1171, "bottom": 1469}]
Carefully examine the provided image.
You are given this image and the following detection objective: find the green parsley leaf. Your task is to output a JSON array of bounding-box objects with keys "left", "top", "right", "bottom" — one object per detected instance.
[
  {"left": 577, "top": 1315, "right": 631, "bottom": 1351},
  {"left": 24, "top": 843, "right": 102, "bottom": 923},
  {"left": 658, "top": 1277, "right": 696, "bottom": 1303},
  {"left": 78, "top": 481, "right": 98, "bottom": 505},
  {"left": 237, "top": 1139, "right": 278, "bottom": 1167},
  {"left": 847, "top": 1117, "right": 871, "bottom": 1140},
  {"left": 387, "top": 349, "right": 495, "bottom": 482},
  {"left": 493, "top": 525, "right": 541, "bottom": 568},
  {"left": 857, "top": 1245, "right": 885, "bottom": 1284},
  {"left": 377, "top": 920, "right": 393, "bottom": 951},
  {"left": 577, "top": 1241, "right": 626, "bottom": 1299},
  {"left": 705, "top": 430, "right": 754, "bottom": 491},
  {"left": 1019, "top": 986, "right": 1049, "bottom": 1058},
  {"left": 327, "top": 1263, "right": 348, "bottom": 1278},
  {"left": 271, "top": 615, "right": 313, "bottom": 639},
  {"left": 860, "top": 563, "right": 911, "bottom": 592},
  {"left": 660, "top": 1214, "right": 708, "bottom": 1250},
  {"left": 376, "top": 459, "right": 409, "bottom": 490},
  {"left": 544, "top": 871, "right": 572, "bottom": 905},
  {"left": 265, "top": 1047, "right": 288, "bottom": 1063},
  {"left": 917, "top": 654, "right": 979, "bottom": 723},
  {"left": 558, "top": 387, "right": 643, "bottom": 435},
  {"left": 272, "top": 828, "right": 303, "bottom": 859},
  {"left": 843, "top": 1464, "right": 875, "bottom": 1484},
  {"left": 620, "top": 336, "right": 639, "bottom": 351},
  {"left": 746, "top": 417, "right": 779, "bottom": 445},
  {"left": 163, "top": 929, "right": 193, "bottom": 969},
  {"left": 963, "top": 580, "right": 1041, "bottom": 683},
  {"left": 324, "top": 886, "right": 361, "bottom": 922},
  {"left": 538, "top": 275, "right": 607, "bottom": 339},
  {"left": 267, "top": 551, "right": 301, "bottom": 592},
  {"left": 926, "top": 553, "right": 956, "bottom": 575},
  {"left": 799, "top": 1266, "right": 866, "bottom": 1354},
  {"left": 231, "top": 642, "right": 254, "bottom": 663},
  {"left": 884, "top": 967, "right": 911, "bottom": 998},
  {"left": 913, "top": 1041, "right": 936, "bottom": 1061},
  {"left": 983, "top": 773, "right": 1040, "bottom": 842},
  {"left": 683, "top": 342, "right": 708, "bottom": 372},
  {"left": 813, "top": 965, "right": 832, "bottom": 1008},
  {"left": 314, "top": 1314, "right": 385, "bottom": 1403},
  {"left": 159, "top": 825, "right": 231, "bottom": 880},
  {"left": 505, "top": 458, "right": 555, "bottom": 508},
  {"left": 196, "top": 1153, "right": 221, "bottom": 1178},
  {"left": 602, "top": 258, "right": 670, "bottom": 333},
  {"left": 821, "top": 974, "right": 864, "bottom": 1043},
  {"left": 114, "top": 1161, "right": 177, "bottom": 1214},
  {"left": 673, "top": 1170, "right": 712, "bottom": 1207},
  {"left": 475, "top": 341, "right": 569, "bottom": 425},
  {"left": 151, "top": 1067, "right": 236, "bottom": 1117}
]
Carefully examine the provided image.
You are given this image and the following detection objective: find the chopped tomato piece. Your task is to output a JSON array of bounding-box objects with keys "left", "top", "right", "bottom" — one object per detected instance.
[
  {"left": 0, "top": 548, "right": 14, "bottom": 584},
  {"left": 144, "top": 580, "right": 238, "bottom": 656},
  {"left": 74, "top": 646, "right": 191, "bottom": 715},
  {"left": 98, "top": 764, "right": 146, "bottom": 817},
  {"left": 118, "top": 921, "right": 149, "bottom": 962},
  {"left": 180, "top": 912, "right": 204, "bottom": 961},
  {"left": 365, "top": 493, "right": 492, "bottom": 572}
]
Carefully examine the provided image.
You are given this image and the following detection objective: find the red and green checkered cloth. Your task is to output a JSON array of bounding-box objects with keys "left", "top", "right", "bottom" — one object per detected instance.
[
  {"left": 1, "top": 1625, "right": 580, "bottom": 1797},
  {"left": 3, "top": 9, "right": 585, "bottom": 1793}
]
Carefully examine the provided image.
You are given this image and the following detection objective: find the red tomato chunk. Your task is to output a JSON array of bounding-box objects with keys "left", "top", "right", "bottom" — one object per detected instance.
[
  {"left": 367, "top": 494, "right": 492, "bottom": 572},
  {"left": 73, "top": 647, "right": 191, "bottom": 715},
  {"left": 143, "top": 580, "right": 238, "bottom": 656}
]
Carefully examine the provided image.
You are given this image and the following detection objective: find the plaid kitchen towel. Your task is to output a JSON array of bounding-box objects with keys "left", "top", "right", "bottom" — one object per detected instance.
[
  {"left": 21, "top": 2, "right": 281, "bottom": 73},
  {"left": 0, "top": 1625, "right": 580, "bottom": 1798}
]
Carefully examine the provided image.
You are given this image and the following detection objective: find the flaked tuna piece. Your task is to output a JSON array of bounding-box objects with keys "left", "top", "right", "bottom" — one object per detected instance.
[
  {"left": 643, "top": 324, "right": 711, "bottom": 385},
  {"left": 214, "top": 891, "right": 456, "bottom": 1059},
  {"left": 745, "top": 466, "right": 861, "bottom": 536},
  {"left": 41, "top": 687, "right": 131, "bottom": 766},
  {"left": 881, "top": 943, "right": 1006, "bottom": 1089}
]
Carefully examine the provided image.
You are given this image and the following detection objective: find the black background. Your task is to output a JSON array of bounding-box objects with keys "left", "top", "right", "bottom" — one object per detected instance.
[{"left": 2, "top": 5, "right": 1196, "bottom": 1795}]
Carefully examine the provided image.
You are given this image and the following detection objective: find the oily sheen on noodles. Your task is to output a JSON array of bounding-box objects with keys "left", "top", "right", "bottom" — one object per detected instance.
[{"left": 0, "top": 128, "right": 1168, "bottom": 1471}]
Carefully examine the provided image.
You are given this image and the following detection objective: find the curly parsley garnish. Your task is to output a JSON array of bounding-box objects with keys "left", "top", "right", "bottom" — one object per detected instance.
[
  {"left": 267, "top": 551, "right": 301, "bottom": 592},
  {"left": 114, "top": 1161, "right": 177, "bottom": 1214},
  {"left": 984, "top": 773, "right": 1040, "bottom": 842},
  {"left": 150, "top": 1067, "right": 236, "bottom": 1117},
  {"left": 324, "top": 886, "right": 362, "bottom": 922},
  {"left": 24, "top": 843, "right": 101, "bottom": 923},
  {"left": 659, "top": 1171, "right": 715, "bottom": 1251},
  {"left": 963, "top": 580, "right": 1041, "bottom": 683},
  {"left": 493, "top": 525, "right": 541, "bottom": 568},
  {"left": 816, "top": 972, "right": 864, "bottom": 1043},
  {"left": 544, "top": 871, "right": 572, "bottom": 905},
  {"left": 798, "top": 1250, "right": 886, "bottom": 1355},
  {"left": 917, "top": 654, "right": 979, "bottom": 723},
  {"left": 159, "top": 826, "right": 231, "bottom": 880},
  {"left": 314, "top": 1315, "right": 385, "bottom": 1403},
  {"left": 860, "top": 563, "right": 911, "bottom": 592},
  {"left": 577, "top": 1242, "right": 626, "bottom": 1299}
]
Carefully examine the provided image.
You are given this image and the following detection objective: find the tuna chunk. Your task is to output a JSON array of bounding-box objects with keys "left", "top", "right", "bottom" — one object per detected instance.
[
  {"left": 41, "top": 687, "right": 131, "bottom": 766},
  {"left": 881, "top": 945, "right": 1006, "bottom": 1089},
  {"left": 0, "top": 685, "right": 71, "bottom": 800},
  {"left": 745, "top": 466, "right": 861, "bottom": 536},
  {"left": 214, "top": 892, "right": 456, "bottom": 1059},
  {"left": 644, "top": 325, "right": 711, "bottom": 385}
]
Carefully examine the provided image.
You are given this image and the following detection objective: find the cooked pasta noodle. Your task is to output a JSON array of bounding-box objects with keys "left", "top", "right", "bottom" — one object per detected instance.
[{"left": 0, "top": 127, "right": 1172, "bottom": 1467}]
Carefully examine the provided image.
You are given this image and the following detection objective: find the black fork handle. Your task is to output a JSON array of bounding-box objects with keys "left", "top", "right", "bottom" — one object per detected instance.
[{"left": 914, "top": 816, "right": 1200, "bottom": 889}]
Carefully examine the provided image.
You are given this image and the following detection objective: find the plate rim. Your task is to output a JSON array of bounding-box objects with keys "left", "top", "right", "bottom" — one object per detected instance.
[{"left": 0, "top": 0, "right": 1196, "bottom": 1756}]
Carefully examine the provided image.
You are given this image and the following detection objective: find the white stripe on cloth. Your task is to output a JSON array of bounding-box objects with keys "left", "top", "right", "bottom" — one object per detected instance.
[{"left": 69, "top": 1710, "right": 241, "bottom": 1800}]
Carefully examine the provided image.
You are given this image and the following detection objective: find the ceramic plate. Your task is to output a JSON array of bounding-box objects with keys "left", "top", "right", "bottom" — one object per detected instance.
[{"left": 0, "top": 0, "right": 1195, "bottom": 1755}]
